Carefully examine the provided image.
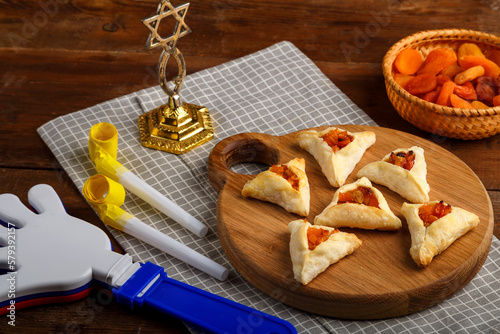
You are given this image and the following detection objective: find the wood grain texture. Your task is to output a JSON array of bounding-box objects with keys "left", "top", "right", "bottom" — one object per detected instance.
[{"left": 208, "top": 125, "right": 493, "bottom": 319}]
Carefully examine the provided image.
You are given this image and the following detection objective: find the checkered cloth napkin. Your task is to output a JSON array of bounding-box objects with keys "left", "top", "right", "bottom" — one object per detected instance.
[{"left": 38, "top": 41, "right": 500, "bottom": 333}]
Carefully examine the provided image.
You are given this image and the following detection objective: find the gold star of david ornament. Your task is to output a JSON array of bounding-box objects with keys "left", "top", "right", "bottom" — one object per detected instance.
[{"left": 139, "top": 0, "right": 213, "bottom": 154}]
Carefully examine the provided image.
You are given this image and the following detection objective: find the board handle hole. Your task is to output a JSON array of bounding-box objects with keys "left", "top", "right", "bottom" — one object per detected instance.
[
  {"left": 223, "top": 139, "right": 279, "bottom": 175},
  {"left": 230, "top": 162, "right": 270, "bottom": 175}
]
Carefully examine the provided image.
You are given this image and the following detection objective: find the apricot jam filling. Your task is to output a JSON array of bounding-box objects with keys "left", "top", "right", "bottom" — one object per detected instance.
[
  {"left": 270, "top": 164, "right": 300, "bottom": 191},
  {"left": 337, "top": 186, "right": 380, "bottom": 209},
  {"left": 307, "top": 226, "right": 338, "bottom": 250},
  {"left": 418, "top": 201, "right": 452, "bottom": 227},
  {"left": 321, "top": 129, "right": 354, "bottom": 153},
  {"left": 387, "top": 150, "right": 415, "bottom": 171}
]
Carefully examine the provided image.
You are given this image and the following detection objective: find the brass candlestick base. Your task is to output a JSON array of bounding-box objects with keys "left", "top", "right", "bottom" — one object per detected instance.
[{"left": 138, "top": 97, "right": 213, "bottom": 154}]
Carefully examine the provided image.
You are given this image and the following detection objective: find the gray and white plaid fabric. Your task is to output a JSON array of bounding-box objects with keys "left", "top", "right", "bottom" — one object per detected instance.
[{"left": 38, "top": 41, "right": 500, "bottom": 333}]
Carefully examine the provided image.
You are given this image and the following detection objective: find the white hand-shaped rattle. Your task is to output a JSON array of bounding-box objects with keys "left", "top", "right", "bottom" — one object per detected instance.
[{"left": 0, "top": 184, "right": 296, "bottom": 334}]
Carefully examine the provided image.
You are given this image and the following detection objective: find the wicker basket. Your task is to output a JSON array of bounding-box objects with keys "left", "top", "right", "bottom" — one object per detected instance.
[{"left": 383, "top": 29, "right": 500, "bottom": 140}]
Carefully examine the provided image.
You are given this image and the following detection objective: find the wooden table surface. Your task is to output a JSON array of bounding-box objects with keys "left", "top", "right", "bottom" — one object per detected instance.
[{"left": 0, "top": 0, "right": 498, "bottom": 332}]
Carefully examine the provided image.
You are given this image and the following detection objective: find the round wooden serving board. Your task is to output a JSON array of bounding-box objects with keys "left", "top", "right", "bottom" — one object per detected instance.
[{"left": 207, "top": 125, "right": 494, "bottom": 320}]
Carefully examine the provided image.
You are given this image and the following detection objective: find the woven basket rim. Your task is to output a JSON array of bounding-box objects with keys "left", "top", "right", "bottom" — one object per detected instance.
[{"left": 383, "top": 28, "right": 500, "bottom": 118}]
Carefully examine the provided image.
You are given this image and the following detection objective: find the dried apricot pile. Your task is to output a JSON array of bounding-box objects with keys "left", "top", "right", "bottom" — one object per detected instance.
[{"left": 393, "top": 43, "right": 500, "bottom": 108}]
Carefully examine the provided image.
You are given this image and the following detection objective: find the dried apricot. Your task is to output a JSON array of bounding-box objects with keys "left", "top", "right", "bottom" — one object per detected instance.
[
  {"left": 422, "top": 87, "right": 441, "bottom": 103},
  {"left": 471, "top": 100, "right": 490, "bottom": 109},
  {"left": 417, "top": 48, "right": 457, "bottom": 76},
  {"left": 436, "top": 74, "right": 451, "bottom": 86},
  {"left": 459, "top": 55, "right": 500, "bottom": 78},
  {"left": 493, "top": 95, "right": 500, "bottom": 107},
  {"left": 394, "top": 48, "right": 423, "bottom": 75},
  {"left": 394, "top": 73, "right": 414, "bottom": 88},
  {"left": 440, "top": 63, "right": 464, "bottom": 78},
  {"left": 406, "top": 73, "right": 437, "bottom": 95},
  {"left": 436, "top": 81, "right": 455, "bottom": 106},
  {"left": 454, "top": 65, "right": 485, "bottom": 84},
  {"left": 450, "top": 94, "right": 472, "bottom": 109},
  {"left": 458, "top": 43, "right": 485, "bottom": 59},
  {"left": 453, "top": 81, "right": 477, "bottom": 100},
  {"left": 484, "top": 49, "right": 500, "bottom": 67}
]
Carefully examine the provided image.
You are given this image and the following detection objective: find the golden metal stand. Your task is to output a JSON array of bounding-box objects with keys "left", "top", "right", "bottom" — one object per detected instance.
[{"left": 140, "top": 0, "right": 213, "bottom": 154}]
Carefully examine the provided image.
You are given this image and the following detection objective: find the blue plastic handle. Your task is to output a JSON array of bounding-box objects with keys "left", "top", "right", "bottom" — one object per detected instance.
[{"left": 113, "top": 262, "right": 297, "bottom": 334}]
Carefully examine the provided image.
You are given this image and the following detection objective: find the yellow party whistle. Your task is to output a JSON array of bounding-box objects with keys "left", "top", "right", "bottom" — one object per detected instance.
[
  {"left": 88, "top": 122, "right": 208, "bottom": 237},
  {"left": 83, "top": 174, "right": 228, "bottom": 281}
]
